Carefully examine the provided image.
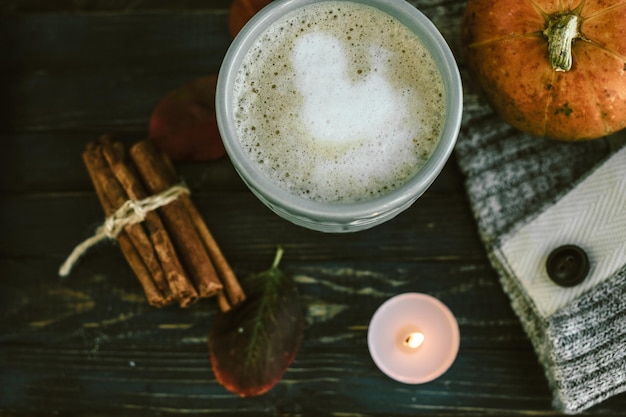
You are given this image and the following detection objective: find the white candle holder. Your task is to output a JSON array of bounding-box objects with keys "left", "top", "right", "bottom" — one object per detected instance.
[{"left": 367, "top": 293, "right": 460, "bottom": 384}]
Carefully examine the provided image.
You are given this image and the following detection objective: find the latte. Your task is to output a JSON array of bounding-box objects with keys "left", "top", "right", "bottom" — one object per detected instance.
[{"left": 232, "top": 1, "right": 446, "bottom": 203}]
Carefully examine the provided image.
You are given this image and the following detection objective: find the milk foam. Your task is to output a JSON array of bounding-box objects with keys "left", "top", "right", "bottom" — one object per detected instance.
[
  {"left": 233, "top": 1, "right": 445, "bottom": 203},
  {"left": 292, "top": 32, "right": 401, "bottom": 144}
]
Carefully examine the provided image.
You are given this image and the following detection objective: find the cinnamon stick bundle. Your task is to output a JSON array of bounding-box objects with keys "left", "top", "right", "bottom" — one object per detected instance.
[
  {"left": 82, "top": 136, "right": 245, "bottom": 311},
  {"left": 83, "top": 141, "right": 175, "bottom": 306},
  {"left": 144, "top": 139, "right": 247, "bottom": 310}
]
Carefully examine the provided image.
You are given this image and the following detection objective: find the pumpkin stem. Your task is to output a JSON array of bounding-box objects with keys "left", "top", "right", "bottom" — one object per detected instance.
[{"left": 544, "top": 13, "right": 580, "bottom": 72}]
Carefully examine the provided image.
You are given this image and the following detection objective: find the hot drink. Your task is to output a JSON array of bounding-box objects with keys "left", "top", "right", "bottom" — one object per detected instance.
[
  {"left": 217, "top": 0, "right": 461, "bottom": 232},
  {"left": 232, "top": 1, "right": 446, "bottom": 203}
]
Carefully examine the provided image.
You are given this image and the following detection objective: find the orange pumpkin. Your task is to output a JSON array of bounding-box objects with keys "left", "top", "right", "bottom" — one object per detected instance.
[{"left": 462, "top": 0, "right": 626, "bottom": 140}]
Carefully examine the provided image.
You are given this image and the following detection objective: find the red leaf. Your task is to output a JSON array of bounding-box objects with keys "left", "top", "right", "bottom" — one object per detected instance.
[
  {"left": 229, "top": 0, "right": 272, "bottom": 38},
  {"left": 148, "top": 75, "right": 226, "bottom": 162},
  {"left": 209, "top": 248, "right": 304, "bottom": 397}
]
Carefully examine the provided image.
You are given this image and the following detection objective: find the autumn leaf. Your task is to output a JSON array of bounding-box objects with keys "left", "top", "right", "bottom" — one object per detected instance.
[
  {"left": 209, "top": 247, "right": 304, "bottom": 397},
  {"left": 148, "top": 75, "right": 226, "bottom": 162},
  {"left": 148, "top": 0, "right": 272, "bottom": 161},
  {"left": 228, "top": 0, "right": 272, "bottom": 38}
]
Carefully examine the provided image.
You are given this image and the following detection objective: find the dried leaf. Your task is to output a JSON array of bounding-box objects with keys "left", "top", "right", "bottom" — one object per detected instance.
[
  {"left": 228, "top": 0, "right": 272, "bottom": 38},
  {"left": 148, "top": 75, "right": 226, "bottom": 162},
  {"left": 209, "top": 247, "right": 304, "bottom": 397}
]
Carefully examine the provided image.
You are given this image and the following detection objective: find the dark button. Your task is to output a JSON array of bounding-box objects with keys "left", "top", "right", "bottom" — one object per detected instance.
[{"left": 546, "top": 245, "right": 589, "bottom": 287}]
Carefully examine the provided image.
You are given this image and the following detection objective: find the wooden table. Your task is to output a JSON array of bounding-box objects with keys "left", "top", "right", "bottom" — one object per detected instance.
[{"left": 1, "top": 1, "right": 624, "bottom": 415}]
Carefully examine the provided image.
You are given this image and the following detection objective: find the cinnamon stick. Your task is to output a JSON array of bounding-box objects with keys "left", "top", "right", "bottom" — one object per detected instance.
[
  {"left": 82, "top": 142, "right": 173, "bottom": 306},
  {"left": 183, "top": 192, "right": 246, "bottom": 308},
  {"left": 117, "top": 234, "right": 167, "bottom": 307},
  {"left": 99, "top": 137, "right": 199, "bottom": 308},
  {"left": 217, "top": 292, "right": 232, "bottom": 312},
  {"left": 159, "top": 153, "right": 246, "bottom": 311},
  {"left": 129, "top": 140, "right": 222, "bottom": 298}
]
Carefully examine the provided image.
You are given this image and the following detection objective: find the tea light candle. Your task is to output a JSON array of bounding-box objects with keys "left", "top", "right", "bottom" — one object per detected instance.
[{"left": 367, "top": 293, "right": 460, "bottom": 384}]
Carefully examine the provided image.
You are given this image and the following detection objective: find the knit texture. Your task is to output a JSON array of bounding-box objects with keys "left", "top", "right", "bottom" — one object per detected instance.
[{"left": 456, "top": 104, "right": 626, "bottom": 413}]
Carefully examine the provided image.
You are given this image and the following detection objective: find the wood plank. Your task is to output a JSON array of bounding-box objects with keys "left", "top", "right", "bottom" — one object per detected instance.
[
  {"left": 0, "top": 133, "right": 245, "bottom": 194},
  {"left": 0, "top": 133, "right": 466, "bottom": 194},
  {"left": 0, "top": 13, "right": 230, "bottom": 72},
  {"left": 0, "top": 345, "right": 562, "bottom": 416},
  {"left": 0, "top": 12, "right": 231, "bottom": 133},
  {"left": 0, "top": 256, "right": 522, "bottom": 347},
  {"left": 0, "top": 191, "right": 483, "bottom": 261},
  {"left": 0, "top": 0, "right": 232, "bottom": 14},
  {"left": 0, "top": 70, "right": 222, "bottom": 133}
]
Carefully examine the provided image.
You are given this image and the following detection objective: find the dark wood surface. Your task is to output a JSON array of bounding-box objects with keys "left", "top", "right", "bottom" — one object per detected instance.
[{"left": 1, "top": 1, "right": 624, "bottom": 416}]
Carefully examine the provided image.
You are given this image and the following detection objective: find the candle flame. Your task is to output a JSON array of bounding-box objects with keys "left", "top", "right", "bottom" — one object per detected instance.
[{"left": 403, "top": 332, "right": 425, "bottom": 349}]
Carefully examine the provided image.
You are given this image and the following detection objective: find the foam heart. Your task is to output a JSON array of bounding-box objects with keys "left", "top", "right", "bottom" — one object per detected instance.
[{"left": 292, "top": 32, "right": 406, "bottom": 144}]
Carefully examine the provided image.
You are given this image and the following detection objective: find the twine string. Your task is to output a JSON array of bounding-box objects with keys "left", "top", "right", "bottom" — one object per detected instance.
[{"left": 58, "top": 184, "right": 190, "bottom": 277}]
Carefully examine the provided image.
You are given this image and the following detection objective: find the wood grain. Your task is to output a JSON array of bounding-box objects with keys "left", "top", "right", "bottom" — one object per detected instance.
[{"left": 1, "top": 1, "right": 625, "bottom": 415}]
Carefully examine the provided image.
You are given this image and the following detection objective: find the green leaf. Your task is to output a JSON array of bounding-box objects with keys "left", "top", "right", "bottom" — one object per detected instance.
[{"left": 209, "top": 247, "right": 304, "bottom": 397}]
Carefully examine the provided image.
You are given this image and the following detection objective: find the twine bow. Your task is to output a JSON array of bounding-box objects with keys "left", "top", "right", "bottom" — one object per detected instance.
[{"left": 58, "top": 184, "right": 190, "bottom": 277}]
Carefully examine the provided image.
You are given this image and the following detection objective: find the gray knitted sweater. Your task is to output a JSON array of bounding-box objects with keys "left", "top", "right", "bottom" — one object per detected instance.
[{"left": 455, "top": 96, "right": 626, "bottom": 414}]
